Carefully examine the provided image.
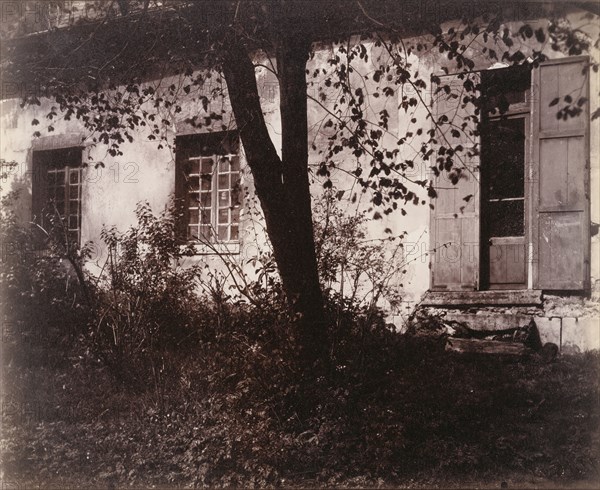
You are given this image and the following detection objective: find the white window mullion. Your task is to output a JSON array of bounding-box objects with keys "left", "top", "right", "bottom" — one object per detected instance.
[{"left": 212, "top": 153, "right": 218, "bottom": 243}]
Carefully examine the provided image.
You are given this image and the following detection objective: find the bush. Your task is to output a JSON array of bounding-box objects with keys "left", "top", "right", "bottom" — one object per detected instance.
[
  {"left": 0, "top": 187, "right": 92, "bottom": 366},
  {"left": 91, "top": 201, "right": 208, "bottom": 386},
  {"left": 2, "top": 184, "right": 403, "bottom": 396},
  {"left": 4, "top": 195, "right": 598, "bottom": 488},
  {"left": 313, "top": 190, "right": 406, "bottom": 313}
]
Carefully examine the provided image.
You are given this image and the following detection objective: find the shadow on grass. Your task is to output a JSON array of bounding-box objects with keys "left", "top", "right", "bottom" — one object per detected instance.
[{"left": 1, "top": 331, "right": 599, "bottom": 488}]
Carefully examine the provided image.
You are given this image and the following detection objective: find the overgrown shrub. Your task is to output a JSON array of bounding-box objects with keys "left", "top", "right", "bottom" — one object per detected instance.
[
  {"left": 3, "top": 186, "right": 402, "bottom": 399},
  {"left": 313, "top": 190, "right": 406, "bottom": 313},
  {"left": 91, "top": 201, "right": 209, "bottom": 385},
  {"left": 0, "top": 186, "right": 92, "bottom": 366},
  {"left": 5, "top": 194, "right": 598, "bottom": 488}
]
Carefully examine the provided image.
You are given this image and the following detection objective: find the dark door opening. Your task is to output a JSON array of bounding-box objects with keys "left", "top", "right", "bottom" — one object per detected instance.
[
  {"left": 480, "top": 66, "right": 531, "bottom": 290},
  {"left": 481, "top": 115, "right": 528, "bottom": 289}
]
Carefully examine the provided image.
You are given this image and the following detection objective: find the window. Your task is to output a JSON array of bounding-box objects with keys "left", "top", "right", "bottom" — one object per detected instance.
[
  {"left": 32, "top": 147, "right": 83, "bottom": 245},
  {"left": 175, "top": 131, "right": 241, "bottom": 243},
  {"left": 430, "top": 57, "right": 590, "bottom": 292}
]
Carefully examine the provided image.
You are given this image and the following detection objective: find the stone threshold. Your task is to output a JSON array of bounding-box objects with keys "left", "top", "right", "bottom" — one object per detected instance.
[{"left": 421, "top": 290, "right": 543, "bottom": 307}]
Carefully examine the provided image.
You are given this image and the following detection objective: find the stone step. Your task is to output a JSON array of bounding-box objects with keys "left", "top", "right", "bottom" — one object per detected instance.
[
  {"left": 444, "top": 312, "right": 568, "bottom": 350},
  {"left": 443, "top": 312, "right": 533, "bottom": 331},
  {"left": 422, "top": 290, "right": 543, "bottom": 307}
]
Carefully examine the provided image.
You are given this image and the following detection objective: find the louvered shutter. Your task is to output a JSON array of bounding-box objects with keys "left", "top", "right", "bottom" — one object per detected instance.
[
  {"left": 532, "top": 56, "right": 590, "bottom": 290},
  {"left": 430, "top": 72, "right": 480, "bottom": 290}
]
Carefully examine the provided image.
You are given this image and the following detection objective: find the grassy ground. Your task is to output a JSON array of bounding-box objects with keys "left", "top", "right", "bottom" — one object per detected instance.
[{"left": 1, "top": 333, "right": 599, "bottom": 489}]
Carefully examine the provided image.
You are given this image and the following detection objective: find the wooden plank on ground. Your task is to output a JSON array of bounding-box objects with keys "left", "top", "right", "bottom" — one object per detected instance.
[{"left": 445, "top": 338, "right": 533, "bottom": 357}]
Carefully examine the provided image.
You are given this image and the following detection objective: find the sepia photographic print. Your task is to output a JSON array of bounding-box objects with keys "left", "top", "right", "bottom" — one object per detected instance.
[{"left": 0, "top": 0, "right": 599, "bottom": 488}]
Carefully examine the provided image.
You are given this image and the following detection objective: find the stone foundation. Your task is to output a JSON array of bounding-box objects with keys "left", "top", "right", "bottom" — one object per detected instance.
[{"left": 393, "top": 284, "right": 600, "bottom": 353}]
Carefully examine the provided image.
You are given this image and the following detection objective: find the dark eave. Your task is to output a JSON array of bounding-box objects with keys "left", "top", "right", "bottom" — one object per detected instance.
[{"left": 0, "top": 0, "right": 583, "bottom": 99}]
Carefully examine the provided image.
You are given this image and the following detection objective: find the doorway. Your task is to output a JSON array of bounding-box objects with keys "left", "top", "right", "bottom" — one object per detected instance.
[{"left": 480, "top": 114, "right": 529, "bottom": 289}]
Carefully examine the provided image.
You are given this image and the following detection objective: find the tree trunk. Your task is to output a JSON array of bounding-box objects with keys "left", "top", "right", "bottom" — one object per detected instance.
[{"left": 221, "top": 35, "right": 327, "bottom": 365}]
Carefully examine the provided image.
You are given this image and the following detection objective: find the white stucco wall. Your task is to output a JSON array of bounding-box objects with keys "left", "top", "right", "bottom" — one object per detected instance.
[{"left": 1, "top": 7, "right": 598, "bottom": 317}]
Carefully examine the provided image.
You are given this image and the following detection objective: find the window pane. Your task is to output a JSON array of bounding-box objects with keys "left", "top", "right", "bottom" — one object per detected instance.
[
  {"left": 231, "top": 177, "right": 242, "bottom": 205},
  {"left": 230, "top": 155, "right": 240, "bottom": 172},
  {"left": 200, "top": 174, "right": 212, "bottom": 190},
  {"left": 219, "top": 190, "right": 229, "bottom": 206},
  {"left": 230, "top": 225, "right": 239, "bottom": 241},
  {"left": 232, "top": 207, "right": 240, "bottom": 224},
  {"left": 51, "top": 183, "right": 64, "bottom": 195},
  {"left": 219, "top": 157, "right": 230, "bottom": 172},
  {"left": 200, "top": 209, "right": 211, "bottom": 225},
  {"left": 188, "top": 226, "right": 199, "bottom": 240},
  {"left": 189, "top": 191, "right": 199, "bottom": 204},
  {"left": 35, "top": 149, "right": 83, "bottom": 246},
  {"left": 201, "top": 158, "right": 214, "bottom": 174},
  {"left": 218, "top": 225, "right": 228, "bottom": 241},
  {"left": 185, "top": 160, "right": 200, "bottom": 175},
  {"left": 177, "top": 133, "right": 241, "bottom": 243},
  {"left": 485, "top": 200, "right": 524, "bottom": 237},
  {"left": 218, "top": 174, "right": 229, "bottom": 190},
  {"left": 68, "top": 215, "right": 79, "bottom": 229},
  {"left": 482, "top": 118, "right": 525, "bottom": 200},
  {"left": 69, "top": 169, "right": 79, "bottom": 184},
  {"left": 188, "top": 176, "right": 200, "bottom": 191},
  {"left": 200, "top": 225, "right": 213, "bottom": 241},
  {"left": 199, "top": 191, "right": 212, "bottom": 206},
  {"left": 218, "top": 208, "right": 229, "bottom": 224},
  {"left": 482, "top": 66, "right": 530, "bottom": 114}
]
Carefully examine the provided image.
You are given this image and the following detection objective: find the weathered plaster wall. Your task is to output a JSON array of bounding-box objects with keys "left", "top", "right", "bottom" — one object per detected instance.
[
  {"left": 0, "top": 69, "right": 279, "bottom": 285},
  {"left": 1, "top": 7, "right": 599, "bottom": 342}
]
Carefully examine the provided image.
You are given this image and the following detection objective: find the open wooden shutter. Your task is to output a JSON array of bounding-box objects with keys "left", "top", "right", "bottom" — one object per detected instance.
[
  {"left": 430, "top": 72, "right": 480, "bottom": 290},
  {"left": 532, "top": 56, "right": 590, "bottom": 290},
  {"left": 31, "top": 151, "right": 48, "bottom": 226},
  {"left": 174, "top": 135, "right": 191, "bottom": 244}
]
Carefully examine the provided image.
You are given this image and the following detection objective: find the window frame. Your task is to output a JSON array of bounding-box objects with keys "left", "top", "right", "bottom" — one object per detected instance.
[
  {"left": 480, "top": 112, "right": 531, "bottom": 289},
  {"left": 480, "top": 67, "right": 532, "bottom": 290},
  {"left": 31, "top": 146, "right": 84, "bottom": 247},
  {"left": 175, "top": 131, "right": 242, "bottom": 254}
]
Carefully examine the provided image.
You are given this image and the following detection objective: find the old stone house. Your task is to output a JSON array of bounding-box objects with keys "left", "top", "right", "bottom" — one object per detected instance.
[{"left": 1, "top": 1, "right": 598, "bottom": 351}]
